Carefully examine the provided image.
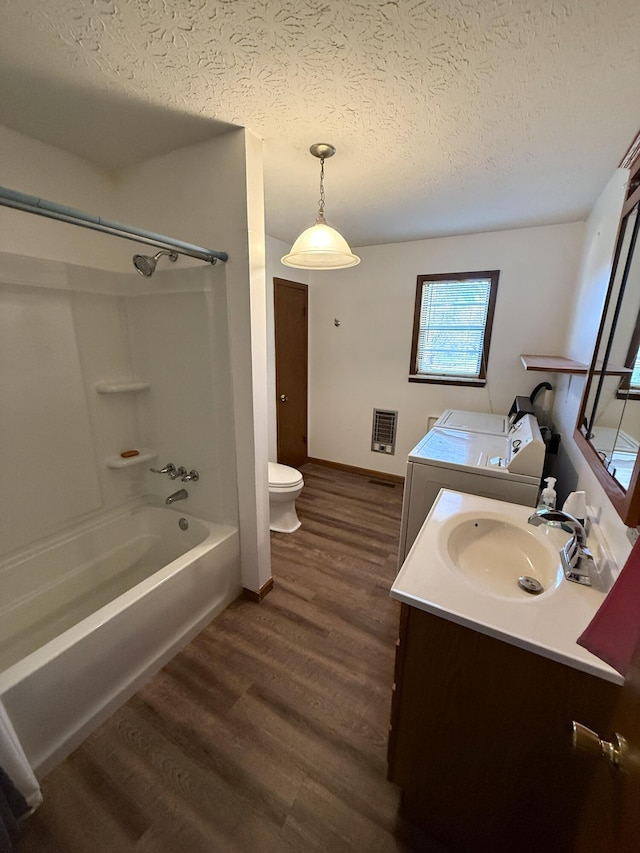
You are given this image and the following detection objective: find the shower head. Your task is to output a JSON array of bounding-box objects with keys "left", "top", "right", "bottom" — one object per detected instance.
[{"left": 132, "top": 250, "right": 178, "bottom": 277}]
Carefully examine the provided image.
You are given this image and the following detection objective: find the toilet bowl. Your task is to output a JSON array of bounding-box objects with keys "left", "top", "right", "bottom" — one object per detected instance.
[{"left": 268, "top": 462, "right": 304, "bottom": 533}]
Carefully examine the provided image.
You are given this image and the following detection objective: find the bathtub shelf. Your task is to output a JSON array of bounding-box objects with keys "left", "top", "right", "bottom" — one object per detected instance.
[
  {"left": 95, "top": 381, "right": 151, "bottom": 394},
  {"left": 106, "top": 450, "right": 157, "bottom": 469}
]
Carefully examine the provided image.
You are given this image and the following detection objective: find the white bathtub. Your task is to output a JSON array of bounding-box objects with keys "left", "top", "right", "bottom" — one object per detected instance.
[{"left": 0, "top": 501, "right": 240, "bottom": 776}]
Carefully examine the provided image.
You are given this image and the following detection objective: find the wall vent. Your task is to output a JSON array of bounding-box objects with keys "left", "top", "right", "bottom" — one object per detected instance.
[{"left": 371, "top": 408, "right": 398, "bottom": 455}]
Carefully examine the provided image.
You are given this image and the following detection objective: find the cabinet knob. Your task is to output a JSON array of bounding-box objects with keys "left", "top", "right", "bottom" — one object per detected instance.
[
  {"left": 571, "top": 721, "right": 627, "bottom": 770},
  {"left": 279, "top": 394, "right": 288, "bottom": 402}
]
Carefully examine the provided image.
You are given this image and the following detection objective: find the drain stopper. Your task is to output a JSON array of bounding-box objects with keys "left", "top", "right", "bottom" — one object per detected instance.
[{"left": 518, "top": 575, "right": 544, "bottom": 595}]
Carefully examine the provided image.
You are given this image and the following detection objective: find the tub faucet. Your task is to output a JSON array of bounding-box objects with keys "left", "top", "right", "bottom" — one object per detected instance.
[
  {"left": 527, "top": 507, "right": 593, "bottom": 585},
  {"left": 166, "top": 488, "right": 188, "bottom": 505}
]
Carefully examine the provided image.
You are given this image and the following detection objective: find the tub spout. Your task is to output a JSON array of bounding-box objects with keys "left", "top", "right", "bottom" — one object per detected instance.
[{"left": 166, "top": 488, "right": 188, "bottom": 505}]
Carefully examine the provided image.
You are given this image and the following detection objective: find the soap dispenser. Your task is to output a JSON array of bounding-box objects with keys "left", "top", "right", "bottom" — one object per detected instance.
[
  {"left": 539, "top": 477, "right": 557, "bottom": 509},
  {"left": 563, "top": 490, "right": 586, "bottom": 526}
]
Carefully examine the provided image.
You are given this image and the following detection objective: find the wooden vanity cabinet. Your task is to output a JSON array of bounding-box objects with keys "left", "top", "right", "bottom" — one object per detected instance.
[{"left": 388, "top": 603, "right": 621, "bottom": 853}]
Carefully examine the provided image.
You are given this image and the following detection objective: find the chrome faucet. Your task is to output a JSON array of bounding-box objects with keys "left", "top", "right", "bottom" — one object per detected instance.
[
  {"left": 151, "top": 463, "right": 199, "bottom": 482},
  {"left": 150, "top": 463, "right": 180, "bottom": 480},
  {"left": 527, "top": 507, "right": 587, "bottom": 544},
  {"left": 166, "top": 488, "right": 188, "bottom": 505},
  {"left": 527, "top": 507, "right": 593, "bottom": 585},
  {"left": 175, "top": 467, "right": 200, "bottom": 482}
]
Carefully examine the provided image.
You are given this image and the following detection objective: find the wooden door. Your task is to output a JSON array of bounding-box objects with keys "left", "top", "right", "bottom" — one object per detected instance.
[
  {"left": 573, "top": 632, "right": 640, "bottom": 851},
  {"left": 274, "top": 278, "right": 308, "bottom": 468}
]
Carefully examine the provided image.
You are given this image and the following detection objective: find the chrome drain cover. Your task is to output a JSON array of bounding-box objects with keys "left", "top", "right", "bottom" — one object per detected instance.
[{"left": 518, "top": 575, "right": 544, "bottom": 595}]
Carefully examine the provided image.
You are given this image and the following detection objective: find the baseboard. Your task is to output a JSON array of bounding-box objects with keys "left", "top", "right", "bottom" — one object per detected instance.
[
  {"left": 306, "top": 457, "right": 404, "bottom": 485},
  {"left": 243, "top": 577, "right": 274, "bottom": 602}
]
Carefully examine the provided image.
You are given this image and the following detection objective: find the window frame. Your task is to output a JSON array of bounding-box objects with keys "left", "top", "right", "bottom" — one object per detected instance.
[{"left": 408, "top": 269, "right": 500, "bottom": 386}]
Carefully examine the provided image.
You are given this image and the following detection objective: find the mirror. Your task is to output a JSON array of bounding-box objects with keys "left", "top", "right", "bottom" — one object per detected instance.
[{"left": 576, "top": 149, "right": 640, "bottom": 525}]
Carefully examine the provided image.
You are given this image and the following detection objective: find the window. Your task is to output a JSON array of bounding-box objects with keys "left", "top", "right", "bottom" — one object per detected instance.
[{"left": 409, "top": 270, "right": 499, "bottom": 386}]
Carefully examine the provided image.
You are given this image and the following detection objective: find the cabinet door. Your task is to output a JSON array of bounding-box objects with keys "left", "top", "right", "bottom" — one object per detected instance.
[
  {"left": 388, "top": 605, "right": 620, "bottom": 853},
  {"left": 573, "top": 624, "right": 640, "bottom": 852}
]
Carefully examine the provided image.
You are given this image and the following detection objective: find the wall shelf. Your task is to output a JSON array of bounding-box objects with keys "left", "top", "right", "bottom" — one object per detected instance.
[
  {"left": 106, "top": 450, "right": 157, "bottom": 469},
  {"left": 520, "top": 354, "right": 588, "bottom": 373},
  {"left": 520, "top": 354, "right": 630, "bottom": 376},
  {"left": 95, "top": 381, "right": 151, "bottom": 394}
]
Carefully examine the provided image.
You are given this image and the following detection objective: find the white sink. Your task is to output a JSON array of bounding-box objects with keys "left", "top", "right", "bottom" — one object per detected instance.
[
  {"left": 390, "top": 490, "right": 620, "bottom": 685},
  {"left": 445, "top": 513, "right": 563, "bottom": 598}
]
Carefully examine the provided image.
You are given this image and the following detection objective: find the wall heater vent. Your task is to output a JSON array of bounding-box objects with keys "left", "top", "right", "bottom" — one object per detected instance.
[{"left": 371, "top": 408, "right": 398, "bottom": 455}]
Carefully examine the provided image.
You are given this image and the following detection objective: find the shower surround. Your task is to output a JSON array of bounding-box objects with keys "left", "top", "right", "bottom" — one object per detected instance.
[{"left": 0, "top": 251, "right": 241, "bottom": 774}]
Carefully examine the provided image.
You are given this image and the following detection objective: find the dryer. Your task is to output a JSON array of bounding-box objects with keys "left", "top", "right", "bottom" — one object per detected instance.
[
  {"left": 433, "top": 408, "right": 510, "bottom": 435},
  {"left": 433, "top": 394, "right": 539, "bottom": 436},
  {"left": 398, "top": 413, "right": 545, "bottom": 565}
]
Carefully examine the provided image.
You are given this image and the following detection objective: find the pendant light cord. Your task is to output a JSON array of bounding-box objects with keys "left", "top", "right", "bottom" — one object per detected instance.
[{"left": 318, "top": 158, "right": 326, "bottom": 217}]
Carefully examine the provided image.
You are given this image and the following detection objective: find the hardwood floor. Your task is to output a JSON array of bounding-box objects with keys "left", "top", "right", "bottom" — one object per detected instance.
[{"left": 17, "top": 464, "right": 446, "bottom": 852}]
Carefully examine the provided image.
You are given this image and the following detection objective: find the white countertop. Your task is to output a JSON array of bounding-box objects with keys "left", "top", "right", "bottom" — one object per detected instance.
[{"left": 391, "top": 489, "right": 623, "bottom": 686}]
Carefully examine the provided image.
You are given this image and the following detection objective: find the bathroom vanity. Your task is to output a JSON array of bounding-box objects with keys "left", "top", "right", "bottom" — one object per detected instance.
[{"left": 387, "top": 490, "right": 622, "bottom": 853}]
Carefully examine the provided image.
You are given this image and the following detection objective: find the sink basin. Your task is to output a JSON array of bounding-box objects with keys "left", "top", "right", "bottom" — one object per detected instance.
[{"left": 446, "top": 515, "right": 563, "bottom": 598}]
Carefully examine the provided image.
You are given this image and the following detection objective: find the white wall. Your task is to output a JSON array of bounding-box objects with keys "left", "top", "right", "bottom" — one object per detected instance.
[
  {"left": 123, "top": 267, "right": 236, "bottom": 525},
  {"left": 0, "top": 130, "right": 126, "bottom": 555},
  {"left": 263, "top": 158, "right": 636, "bottom": 581},
  {"left": 0, "top": 258, "right": 103, "bottom": 553},
  {"left": 305, "top": 223, "right": 584, "bottom": 476},
  {"left": 0, "top": 126, "right": 119, "bottom": 269},
  {"left": 238, "top": 128, "right": 272, "bottom": 592}
]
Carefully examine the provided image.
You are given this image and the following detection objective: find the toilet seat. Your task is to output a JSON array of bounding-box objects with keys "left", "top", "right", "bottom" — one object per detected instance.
[{"left": 268, "top": 462, "right": 303, "bottom": 490}]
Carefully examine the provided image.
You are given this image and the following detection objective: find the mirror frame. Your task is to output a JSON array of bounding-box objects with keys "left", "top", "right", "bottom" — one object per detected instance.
[{"left": 574, "top": 136, "right": 640, "bottom": 526}]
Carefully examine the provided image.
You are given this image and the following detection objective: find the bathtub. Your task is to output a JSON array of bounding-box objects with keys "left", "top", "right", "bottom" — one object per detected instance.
[{"left": 0, "top": 500, "right": 240, "bottom": 777}]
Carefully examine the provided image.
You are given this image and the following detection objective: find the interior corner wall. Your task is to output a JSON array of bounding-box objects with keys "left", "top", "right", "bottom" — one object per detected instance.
[
  {"left": 307, "top": 222, "right": 584, "bottom": 477},
  {"left": 551, "top": 168, "right": 632, "bottom": 569},
  {"left": 265, "top": 235, "right": 310, "bottom": 461},
  {"left": 0, "top": 125, "right": 119, "bottom": 269}
]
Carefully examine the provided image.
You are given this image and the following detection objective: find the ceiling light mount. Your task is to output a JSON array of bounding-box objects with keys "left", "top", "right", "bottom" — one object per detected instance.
[
  {"left": 281, "top": 142, "right": 360, "bottom": 270},
  {"left": 309, "top": 143, "right": 336, "bottom": 160}
]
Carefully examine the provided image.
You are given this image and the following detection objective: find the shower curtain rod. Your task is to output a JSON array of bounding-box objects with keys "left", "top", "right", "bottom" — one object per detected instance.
[{"left": 0, "top": 186, "right": 229, "bottom": 264}]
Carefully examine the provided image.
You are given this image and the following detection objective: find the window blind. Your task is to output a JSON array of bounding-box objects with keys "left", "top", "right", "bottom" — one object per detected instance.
[{"left": 415, "top": 278, "right": 492, "bottom": 377}]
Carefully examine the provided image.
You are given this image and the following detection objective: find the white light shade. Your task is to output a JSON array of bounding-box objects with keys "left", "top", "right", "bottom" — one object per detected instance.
[{"left": 281, "top": 215, "right": 360, "bottom": 269}]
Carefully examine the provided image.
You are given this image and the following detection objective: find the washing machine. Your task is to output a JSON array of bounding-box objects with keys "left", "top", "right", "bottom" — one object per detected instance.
[
  {"left": 398, "top": 413, "right": 545, "bottom": 565},
  {"left": 433, "top": 384, "right": 553, "bottom": 436}
]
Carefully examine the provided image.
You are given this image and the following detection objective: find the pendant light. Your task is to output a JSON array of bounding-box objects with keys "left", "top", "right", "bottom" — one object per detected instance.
[{"left": 281, "top": 143, "right": 360, "bottom": 270}]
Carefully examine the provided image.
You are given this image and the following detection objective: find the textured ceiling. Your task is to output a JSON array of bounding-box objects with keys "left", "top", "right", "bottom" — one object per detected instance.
[{"left": 0, "top": 0, "right": 639, "bottom": 247}]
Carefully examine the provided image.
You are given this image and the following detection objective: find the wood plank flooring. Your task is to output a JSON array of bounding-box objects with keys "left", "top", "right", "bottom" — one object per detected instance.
[{"left": 17, "top": 464, "right": 446, "bottom": 852}]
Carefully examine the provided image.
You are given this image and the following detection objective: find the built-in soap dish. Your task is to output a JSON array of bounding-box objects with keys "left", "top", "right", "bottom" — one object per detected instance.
[{"left": 106, "top": 450, "right": 157, "bottom": 469}]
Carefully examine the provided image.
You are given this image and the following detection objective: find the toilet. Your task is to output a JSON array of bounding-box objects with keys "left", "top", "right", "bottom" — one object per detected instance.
[{"left": 268, "top": 461, "right": 304, "bottom": 533}]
